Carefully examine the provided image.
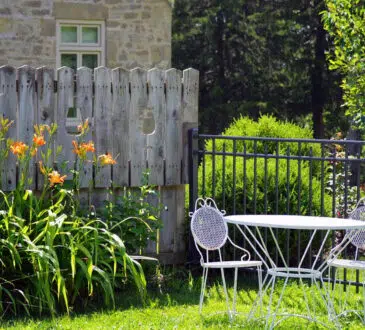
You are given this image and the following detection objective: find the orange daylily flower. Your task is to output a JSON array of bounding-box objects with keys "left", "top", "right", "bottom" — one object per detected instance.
[
  {"left": 10, "top": 141, "right": 28, "bottom": 157},
  {"left": 72, "top": 140, "right": 79, "bottom": 153},
  {"left": 81, "top": 141, "right": 95, "bottom": 153},
  {"left": 98, "top": 153, "right": 117, "bottom": 166},
  {"left": 33, "top": 134, "right": 46, "bottom": 147},
  {"left": 72, "top": 140, "right": 95, "bottom": 159},
  {"left": 48, "top": 170, "right": 67, "bottom": 187}
]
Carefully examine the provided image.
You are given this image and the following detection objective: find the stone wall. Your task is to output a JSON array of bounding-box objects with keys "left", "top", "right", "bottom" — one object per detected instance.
[{"left": 0, "top": 0, "right": 172, "bottom": 69}]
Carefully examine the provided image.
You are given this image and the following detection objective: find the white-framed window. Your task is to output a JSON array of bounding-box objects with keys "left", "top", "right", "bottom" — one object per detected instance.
[
  {"left": 56, "top": 20, "right": 105, "bottom": 71},
  {"left": 56, "top": 20, "right": 105, "bottom": 131}
]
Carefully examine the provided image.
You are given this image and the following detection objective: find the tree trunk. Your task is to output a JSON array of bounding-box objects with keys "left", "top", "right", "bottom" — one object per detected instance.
[{"left": 311, "top": 7, "right": 326, "bottom": 139}]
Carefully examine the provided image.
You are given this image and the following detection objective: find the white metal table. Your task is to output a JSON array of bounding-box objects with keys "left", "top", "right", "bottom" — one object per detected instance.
[{"left": 224, "top": 214, "right": 365, "bottom": 329}]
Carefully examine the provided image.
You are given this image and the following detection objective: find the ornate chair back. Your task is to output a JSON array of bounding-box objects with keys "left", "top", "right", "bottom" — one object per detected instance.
[
  {"left": 348, "top": 203, "right": 365, "bottom": 252},
  {"left": 190, "top": 198, "right": 228, "bottom": 263}
]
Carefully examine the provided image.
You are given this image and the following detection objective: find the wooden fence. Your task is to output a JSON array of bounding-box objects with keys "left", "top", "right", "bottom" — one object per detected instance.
[{"left": 0, "top": 65, "right": 199, "bottom": 263}]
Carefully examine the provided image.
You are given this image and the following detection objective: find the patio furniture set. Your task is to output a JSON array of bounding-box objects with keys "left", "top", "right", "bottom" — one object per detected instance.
[{"left": 190, "top": 197, "right": 365, "bottom": 329}]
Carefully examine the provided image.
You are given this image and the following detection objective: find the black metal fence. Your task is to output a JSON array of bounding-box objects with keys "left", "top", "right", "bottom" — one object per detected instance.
[{"left": 188, "top": 128, "right": 365, "bottom": 287}]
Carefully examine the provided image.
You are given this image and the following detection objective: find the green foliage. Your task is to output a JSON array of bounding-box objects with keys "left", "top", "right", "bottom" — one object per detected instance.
[
  {"left": 322, "top": 0, "right": 365, "bottom": 128},
  {"left": 219, "top": 115, "right": 321, "bottom": 155},
  {"left": 201, "top": 115, "right": 331, "bottom": 216},
  {"left": 0, "top": 189, "right": 146, "bottom": 317},
  {"left": 325, "top": 135, "right": 361, "bottom": 217},
  {"left": 0, "top": 121, "right": 150, "bottom": 317},
  {"left": 199, "top": 116, "right": 332, "bottom": 263},
  {"left": 173, "top": 0, "right": 344, "bottom": 136},
  {"left": 103, "top": 172, "right": 163, "bottom": 254}
]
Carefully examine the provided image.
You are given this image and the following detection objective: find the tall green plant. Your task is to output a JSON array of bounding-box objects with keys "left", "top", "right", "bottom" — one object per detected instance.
[
  {"left": 0, "top": 120, "right": 147, "bottom": 317},
  {"left": 0, "top": 189, "right": 146, "bottom": 316}
]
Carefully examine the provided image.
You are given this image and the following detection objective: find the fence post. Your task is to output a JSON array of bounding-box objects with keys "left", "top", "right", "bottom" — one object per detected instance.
[{"left": 187, "top": 127, "right": 200, "bottom": 264}]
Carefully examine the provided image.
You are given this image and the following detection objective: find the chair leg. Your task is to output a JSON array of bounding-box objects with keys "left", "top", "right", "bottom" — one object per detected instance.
[
  {"left": 232, "top": 267, "right": 238, "bottom": 318},
  {"left": 248, "top": 270, "right": 268, "bottom": 321},
  {"left": 199, "top": 267, "right": 208, "bottom": 314},
  {"left": 257, "top": 266, "right": 263, "bottom": 316},
  {"left": 220, "top": 267, "right": 231, "bottom": 319},
  {"left": 332, "top": 267, "right": 339, "bottom": 317}
]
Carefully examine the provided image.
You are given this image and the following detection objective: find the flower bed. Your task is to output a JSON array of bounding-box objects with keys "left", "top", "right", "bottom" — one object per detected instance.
[{"left": 0, "top": 119, "right": 161, "bottom": 317}]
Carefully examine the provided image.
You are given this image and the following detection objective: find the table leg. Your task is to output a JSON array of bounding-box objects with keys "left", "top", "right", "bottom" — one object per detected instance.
[
  {"left": 248, "top": 273, "right": 271, "bottom": 321},
  {"left": 235, "top": 224, "right": 348, "bottom": 328},
  {"left": 266, "top": 275, "right": 277, "bottom": 329},
  {"left": 317, "top": 276, "right": 342, "bottom": 329}
]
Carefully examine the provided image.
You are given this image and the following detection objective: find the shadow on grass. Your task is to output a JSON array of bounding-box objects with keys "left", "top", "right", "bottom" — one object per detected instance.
[
  {"left": 114, "top": 265, "right": 261, "bottom": 310},
  {"left": 2, "top": 265, "right": 262, "bottom": 327}
]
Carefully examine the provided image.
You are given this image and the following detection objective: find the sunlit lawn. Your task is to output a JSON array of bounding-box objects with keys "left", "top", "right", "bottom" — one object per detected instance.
[{"left": 2, "top": 267, "right": 365, "bottom": 329}]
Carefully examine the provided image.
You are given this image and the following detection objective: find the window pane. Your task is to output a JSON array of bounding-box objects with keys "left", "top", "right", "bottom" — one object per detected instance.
[
  {"left": 82, "top": 54, "right": 98, "bottom": 69},
  {"left": 61, "top": 26, "right": 77, "bottom": 43},
  {"left": 67, "top": 107, "right": 77, "bottom": 118},
  {"left": 61, "top": 54, "right": 77, "bottom": 71},
  {"left": 82, "top": 27, "right": 98, "bottom": 44}
]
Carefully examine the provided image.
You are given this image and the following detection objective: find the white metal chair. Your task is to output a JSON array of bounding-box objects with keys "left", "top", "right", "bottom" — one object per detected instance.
[
  {"left": 328, "top": 197, "right": 365, "bottom": 323},
  {"left": 189, "top": 197, "right": 263, "bottom": 319}
]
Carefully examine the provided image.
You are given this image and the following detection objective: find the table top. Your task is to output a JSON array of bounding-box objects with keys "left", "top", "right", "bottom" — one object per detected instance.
[{"left": 224, "top": 214, "right": 365, "bottom": 230}]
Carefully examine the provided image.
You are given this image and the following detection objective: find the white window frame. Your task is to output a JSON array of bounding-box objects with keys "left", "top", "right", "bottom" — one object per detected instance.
[
  {"left": 56, "top": 20, "right": 105, "bottom": 129},
  {"left": 56, "top": 20, "right": 105, "bottom": 69}
]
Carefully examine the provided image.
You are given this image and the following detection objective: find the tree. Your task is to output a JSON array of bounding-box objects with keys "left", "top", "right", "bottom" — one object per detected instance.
[
  {"left": 172, "top": 0, "right": 344, "bottom": 137},
  {"left": 322, "top": 0, "right": 365, "bottom": 129}
]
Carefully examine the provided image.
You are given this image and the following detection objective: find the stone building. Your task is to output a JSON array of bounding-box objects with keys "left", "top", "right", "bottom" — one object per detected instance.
[{"left": 0, "top": 0, "right": 172, "bottom": 69}]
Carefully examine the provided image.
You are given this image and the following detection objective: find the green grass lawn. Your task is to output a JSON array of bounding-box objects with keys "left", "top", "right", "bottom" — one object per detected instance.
[{"left": 2, "top": 267, "right": 365, "bottom": 329}]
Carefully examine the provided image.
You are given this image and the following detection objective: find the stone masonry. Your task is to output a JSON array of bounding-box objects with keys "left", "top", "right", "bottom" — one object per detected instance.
[{"left": 0, "top": 0, "right": 172, "bottom": 69}]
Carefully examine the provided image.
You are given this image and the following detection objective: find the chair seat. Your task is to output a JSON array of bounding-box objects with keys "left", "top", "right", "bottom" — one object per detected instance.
[
  {"left": 202, "top": 260, "right": 262, "bottom": 269},
  {"left": 328, "top": 258, "right": 365, "bottom": 270}
]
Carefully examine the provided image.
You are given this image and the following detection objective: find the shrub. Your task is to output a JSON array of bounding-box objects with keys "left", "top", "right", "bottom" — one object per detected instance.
[
  {"left": 202, "top": 156, "right": 330, "bottom": 216},
  {"left": 199, "top": 115, "right": 333, "bottom": 266},
  {"left": 200, "top": 115, "right": 332, "bottom": 216}
]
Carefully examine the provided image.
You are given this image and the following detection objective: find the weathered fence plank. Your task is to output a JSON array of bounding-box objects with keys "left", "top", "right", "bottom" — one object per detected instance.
[
  {"left": 76, "top": 67, "right": 93, "bottom": 189},
  {"left": 18, "top": 66, "right": 36, "bottom": 144},
  {"left": 36, "top": 67, "right": 55, "bottom": 127},
  {"left": 56, "top": 66, "right": 75, "bottom": 177},
  {"left": 0, "top": 65, "right": 17, "bottom": 190},
  {"left": 36, "top": 66, "right": 55, "bottom": 188},
  {"left": 182, "top": 68, "right": 199, "bottom": 124},
  {"left": 147, "top": 68, "right": 165, "bottom": 185},
  {"left": 129, "top": 67, "right": 148, "bottom": 186},
  {"left": 165, "top": 68, "right": 183, "bottom": 185},
  {"left": 144, "top": 187, "right": 160, "bottom": 255},
  {"left": 158, "top": 185, "right": 187, "bottom": 262},
  {"left": 18, "top": 65, "right": 36, "bottom": 189},
  {"left": 94, "top": 66, "right": 112, "bottom": 188},
  {"left": 112, "top": 67, "right": 130, "bottom": 187},
  {"left": 182, "top": 68, "right": 199, "bottom": 184}
]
